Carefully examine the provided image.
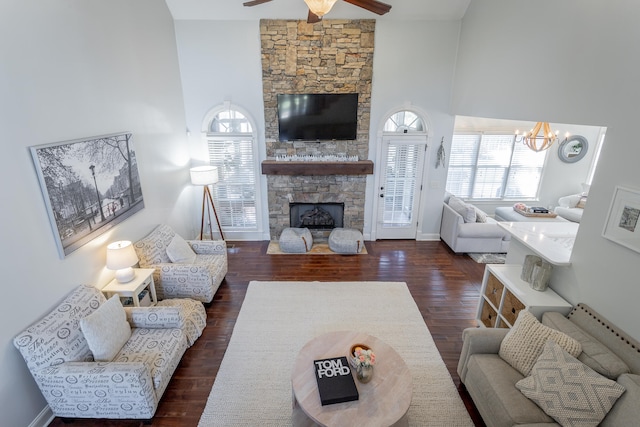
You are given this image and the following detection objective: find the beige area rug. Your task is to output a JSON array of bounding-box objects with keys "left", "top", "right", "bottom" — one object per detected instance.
[
  {"left": 198, "top": 281, "right": 473, "bottom": 426},
  {"left": 266, "top": 241, "right": 368, "bottom": 254}
]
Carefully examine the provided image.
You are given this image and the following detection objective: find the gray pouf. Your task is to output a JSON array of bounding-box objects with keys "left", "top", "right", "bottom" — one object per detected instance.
[
  {"left": 279, "top": 227, "right": 313, "bottom": 253},
  {"left": 329, "top": 228, "right": 364, "bottom": 254}
]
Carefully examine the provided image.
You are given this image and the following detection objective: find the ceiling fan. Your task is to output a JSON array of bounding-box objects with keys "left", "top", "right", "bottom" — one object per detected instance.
[{"left": 243, "top": 0, "right": 392, "bottom": 24}]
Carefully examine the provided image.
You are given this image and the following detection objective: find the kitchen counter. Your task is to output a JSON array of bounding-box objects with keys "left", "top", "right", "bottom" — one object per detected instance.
[{"left": 498, "top": 221, "right": 579, "bottom": 266}]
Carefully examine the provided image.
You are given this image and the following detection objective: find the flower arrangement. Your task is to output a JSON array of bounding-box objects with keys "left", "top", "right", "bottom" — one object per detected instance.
[{"left": 351, "top": 345, "right": 376, "bottom": 368}]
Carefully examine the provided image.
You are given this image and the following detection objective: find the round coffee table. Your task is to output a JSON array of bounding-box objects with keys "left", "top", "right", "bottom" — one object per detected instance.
[{"left": 291, "top": 331, "right": 412, "bottom": 427}]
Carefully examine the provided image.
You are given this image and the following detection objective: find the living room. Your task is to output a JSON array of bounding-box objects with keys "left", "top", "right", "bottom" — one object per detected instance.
[{"left": 3, "top": 1, "right": 640, "bottom": 426}]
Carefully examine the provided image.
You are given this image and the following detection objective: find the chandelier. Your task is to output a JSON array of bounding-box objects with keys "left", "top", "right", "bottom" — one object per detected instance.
[
  {"left": 515, "top": 122, "right": 563, "bottom": 152},
  {"left": 304, "top": 0, "right": 338, "bottom": 17}
]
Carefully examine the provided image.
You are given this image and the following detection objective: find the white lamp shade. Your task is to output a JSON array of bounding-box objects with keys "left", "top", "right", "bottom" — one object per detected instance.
[
  {"left": 304, "top": 0, "right": 338, "bottom": 16},
  {"left": 106, "top": 240, "right": 139, "bottom": 283},
  {"left": 190, "top": 166, "right": 219, "bottom": 185}
]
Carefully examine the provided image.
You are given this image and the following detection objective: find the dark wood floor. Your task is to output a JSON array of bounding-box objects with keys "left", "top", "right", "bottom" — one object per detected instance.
[{"left": 50, "top": 240, "right": 486, "bottom": 427}]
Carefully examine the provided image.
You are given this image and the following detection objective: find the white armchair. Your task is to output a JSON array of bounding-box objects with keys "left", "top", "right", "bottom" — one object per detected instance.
[{"left": 133, "top": 224, "right": 227, "bottom": 303}]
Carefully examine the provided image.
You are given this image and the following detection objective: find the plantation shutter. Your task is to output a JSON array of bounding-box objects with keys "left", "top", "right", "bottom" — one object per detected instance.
[
  {"left": 446, "top": 134, "right": 479, "bottom": 198},
  {"left": 382, "top": 142, "right": 421, "bottom": 225},
  {"left": 446, "top": 133, "right": 546, "bottom": 200},
  {"left": 207, "top": 137, "right": 257, "bottom": 228},
  {"left": 504, "top": 143, "right": 546, "bottom": 198}
]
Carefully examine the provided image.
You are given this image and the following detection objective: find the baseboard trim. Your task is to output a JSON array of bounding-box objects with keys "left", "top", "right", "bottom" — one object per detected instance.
[
  {"left": 29, "top": 405, "right": 53, "bottom": 427},
  {"left": 416, "top": 233, "right": 440, "bottom": 241}
]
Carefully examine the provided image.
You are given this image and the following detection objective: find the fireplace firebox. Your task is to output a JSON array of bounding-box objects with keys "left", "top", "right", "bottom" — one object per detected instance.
[{"left": 289, "top": 203, "right": 344, "bottom": 230}]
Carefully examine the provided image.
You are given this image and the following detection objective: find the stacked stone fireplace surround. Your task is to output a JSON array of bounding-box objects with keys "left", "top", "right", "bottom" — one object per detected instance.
[{"left": 260, "top": 19, "right": 375, "bottom": 241}]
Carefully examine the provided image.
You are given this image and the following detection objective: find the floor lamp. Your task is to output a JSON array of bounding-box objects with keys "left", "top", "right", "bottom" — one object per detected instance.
[{"left": 190, "top": 166, "right": 225, "bottom": 241}]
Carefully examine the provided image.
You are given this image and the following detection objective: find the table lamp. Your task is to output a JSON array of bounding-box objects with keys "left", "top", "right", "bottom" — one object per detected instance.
[
  {"left": 106, "top": 240, "right": 139, "bottom": 283},
  {"left": 190, "top": 165, "right": 225, "bottom": 240}
]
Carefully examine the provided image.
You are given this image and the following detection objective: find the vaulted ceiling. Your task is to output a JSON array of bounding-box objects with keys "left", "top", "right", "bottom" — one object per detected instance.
[{"left": 164, "top": 0, "right": 471, "bottom": 21}]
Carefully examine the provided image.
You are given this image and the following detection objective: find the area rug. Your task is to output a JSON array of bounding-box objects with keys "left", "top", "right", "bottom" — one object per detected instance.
[
  {"left": 266, "top": 241, "right": 368, "bottom": 255},
  {"left": 198, "top": 281, "right": 473, "bottom": 426},
  {"left": 468, "top": 252, "right": 506, "bottom": 264}
]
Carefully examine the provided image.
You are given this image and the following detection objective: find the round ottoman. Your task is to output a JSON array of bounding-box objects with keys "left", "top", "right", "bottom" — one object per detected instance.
[
  {"left": 329, "top": 228, "right": 364, "bottom": 254},
  {"left": 279, "top": 227, "right": 313, "bottom": 253}
]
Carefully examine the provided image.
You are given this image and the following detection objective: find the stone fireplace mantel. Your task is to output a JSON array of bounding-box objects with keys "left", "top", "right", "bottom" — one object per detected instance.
[{"left": 261, "top": 160, "right": 373, "bottom": 175}]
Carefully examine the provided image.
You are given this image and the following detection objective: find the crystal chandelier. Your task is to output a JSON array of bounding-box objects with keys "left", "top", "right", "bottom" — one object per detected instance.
[{"left": 304, "top": 0, "right": 339, "bottom": 17}]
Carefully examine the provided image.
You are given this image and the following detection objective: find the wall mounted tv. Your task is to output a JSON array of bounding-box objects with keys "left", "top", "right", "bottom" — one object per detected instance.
[{"left": 277, "top": 93, "right": 358, "bottom": 142}]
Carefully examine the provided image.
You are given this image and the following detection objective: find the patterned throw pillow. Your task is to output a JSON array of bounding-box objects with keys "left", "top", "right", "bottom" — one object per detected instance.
[
  {"left": 448, "top": 196, "right": 476, "bottom": 223},
  {"left": 499, "top": 310, "right": 582, "bottom": 376},
  {"left": 516, "top": 340, "right": 625, "bottom": 427},
  {"left": 80, "top": 295, "right": 131, "bottom": 361}
]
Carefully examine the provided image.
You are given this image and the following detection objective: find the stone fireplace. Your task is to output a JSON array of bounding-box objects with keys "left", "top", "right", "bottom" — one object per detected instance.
[{"left": 260, "top": 19, "right": 375, "bottom": 240}]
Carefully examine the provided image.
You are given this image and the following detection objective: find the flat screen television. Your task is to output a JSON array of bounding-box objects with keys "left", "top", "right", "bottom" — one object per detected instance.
[{"left": 277, "top": 93, "right": 358, "bottom": 142}]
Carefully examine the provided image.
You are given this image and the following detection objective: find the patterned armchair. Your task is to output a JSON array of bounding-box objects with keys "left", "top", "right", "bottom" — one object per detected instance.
[
  {"left": 133, "top": 224, "right": 227, "bottom": 303},
  {"left": 14, "top": 285, "right": 206, "bottom": 419}
]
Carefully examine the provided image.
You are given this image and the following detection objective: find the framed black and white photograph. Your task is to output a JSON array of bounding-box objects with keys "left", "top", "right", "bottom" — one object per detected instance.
[
  {"left": 30, "top": 132, "right": 144, "bottom": 258},
  {"left": 602, "top": 186, "right": 640, "bottom": 253}
]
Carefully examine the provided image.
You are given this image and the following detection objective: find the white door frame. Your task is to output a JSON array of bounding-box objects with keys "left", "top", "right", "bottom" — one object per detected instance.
[{"left": 370, "top": 107, "right": 431, "bottom": 241}]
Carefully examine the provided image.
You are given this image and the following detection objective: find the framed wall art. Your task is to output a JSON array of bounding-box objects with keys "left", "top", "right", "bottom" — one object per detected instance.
[
  {"left": 30, "top": 132, "right": 145, "bottom": 258},
  {"left": 602, "top": 186, "right": 640, "bottom": 254}
]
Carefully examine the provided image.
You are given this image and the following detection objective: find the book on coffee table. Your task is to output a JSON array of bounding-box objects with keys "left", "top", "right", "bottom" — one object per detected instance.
[{"left": 313, "top": 356, "right": 359, "bottom": 405}]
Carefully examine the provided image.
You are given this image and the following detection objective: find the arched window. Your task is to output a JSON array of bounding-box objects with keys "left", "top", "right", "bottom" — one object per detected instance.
[
  {"left": 383, "top": 111, "right": 426, "bottom": 133},
  {"left": 202, "top": 104, "right": 260, "bottom": 230}
]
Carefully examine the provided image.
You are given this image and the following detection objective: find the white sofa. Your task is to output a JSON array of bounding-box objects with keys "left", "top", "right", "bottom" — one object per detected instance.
[
  {"left": 554, "top": 193, "right": 586, "bottom": 223},
  {"left": 440, "top": 195, "right": 511, "bottom": 253},
  {"left": 14, "top": 285, "right": 206, "bottom": 419}
]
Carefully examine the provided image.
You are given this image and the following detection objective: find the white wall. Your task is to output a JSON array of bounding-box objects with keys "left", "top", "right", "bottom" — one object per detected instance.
[
  {"left": 174, "top": 20, "right": 270, "bottom": 241},
  {"left": 368, "top": 20, "right": 461, "bottom": 240},
  {"left": 174, "top": 19, "right": 462, "bottom": 240},
  {"left": 452, "top": 0, "right": 640, "bottom": 340},
  {"left": 0, "top": 1, "right": 191, "bottom": 425}
]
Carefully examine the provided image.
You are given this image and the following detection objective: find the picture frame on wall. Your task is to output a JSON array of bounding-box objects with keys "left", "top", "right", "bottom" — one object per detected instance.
[
  {"left": 30, "top": 132, "right": 145, "bottom": 258},
  {"left": 602, "top": 186, "right": 640, "bottom": 254}
]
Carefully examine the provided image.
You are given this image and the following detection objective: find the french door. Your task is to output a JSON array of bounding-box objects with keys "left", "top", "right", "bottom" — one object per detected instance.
[{"left": 375, "top": 137, "right": 427, "bottom": 239}]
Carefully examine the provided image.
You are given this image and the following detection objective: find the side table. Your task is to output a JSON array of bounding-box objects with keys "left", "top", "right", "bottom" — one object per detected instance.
[{"left": 101, "top": 268, "right": 157, "bottom": 307}]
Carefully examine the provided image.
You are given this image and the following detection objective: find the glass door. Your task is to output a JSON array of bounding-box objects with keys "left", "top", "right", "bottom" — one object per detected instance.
[{"left": 375, "top": 138, "right": 427, "bottom": 239}]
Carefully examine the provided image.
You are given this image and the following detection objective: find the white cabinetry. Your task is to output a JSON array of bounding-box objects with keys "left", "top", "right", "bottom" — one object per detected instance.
[{"left": 477, "top": 264, "right": 572, "bottom": 328}]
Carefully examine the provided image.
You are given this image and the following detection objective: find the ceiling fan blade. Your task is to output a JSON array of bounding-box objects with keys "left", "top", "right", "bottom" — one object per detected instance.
[
  {"left": 343, "top": 0, "right": 392, "bottom": 15},
  {"left": 307, "top": 9, "right": 322, "bottom": 23},
  {"left": 243, "top": 0, "right": 273, "bottom": 6}
]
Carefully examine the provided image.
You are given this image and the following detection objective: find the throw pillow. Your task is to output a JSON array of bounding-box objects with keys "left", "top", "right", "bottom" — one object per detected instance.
[
  {"left": 448, "top": 196, "right": 476, "bottom": 223},
  {"left": 576, "top": 196, "right": 588, "bottom": 209},
  {"left": 516, "top": 340, "right": 625, "bottom": 427},
  {"left": 541, "top": 312, "right": 630, "bottom": 379},
  {"left": 499, "top": 310, "right": 582, "bottom": 376},
  {"left": 80, "top": 295, "right": 131, "bottom": 362},
  {"left": 166, "top": 234, "right": 197, "bottom": 263},
  {"left": 474, "top": 206, "right": 488, "bottom": 223}
]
